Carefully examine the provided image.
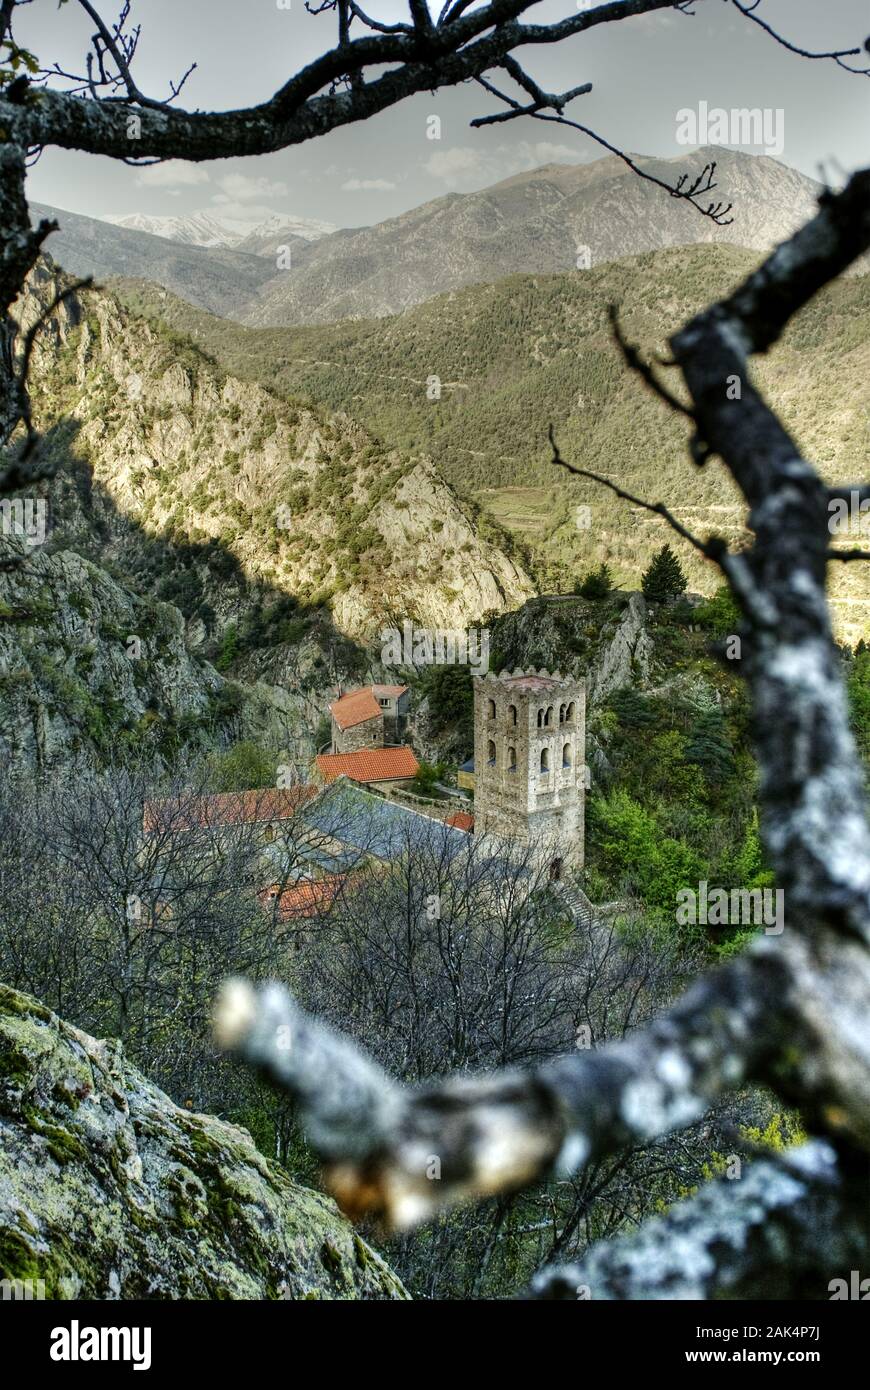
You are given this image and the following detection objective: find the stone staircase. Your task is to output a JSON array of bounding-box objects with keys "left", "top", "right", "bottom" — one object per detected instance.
[{"left": 552, "top": 880, "right": 596, "bottom": 929}]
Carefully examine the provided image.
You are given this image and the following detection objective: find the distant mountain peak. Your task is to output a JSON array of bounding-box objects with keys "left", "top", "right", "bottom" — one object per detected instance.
[
  {"left": 103, "top": 210, "right": 236, "bottom": 249},
  {"left": 102, "top": 208, "right": 338, "bottom": 252}
]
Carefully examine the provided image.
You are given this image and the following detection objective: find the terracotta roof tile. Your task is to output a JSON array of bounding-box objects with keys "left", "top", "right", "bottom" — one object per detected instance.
[
  {"left": 315, "top": 747, "right": 419, "bottom": 784},
  {"left": 445, "top": 810, "right": 474, "bottom": 832},
  {"left": 329, "top": 687, "right": 383, "bottom": 730},
  {"left": 259, "top": 875, "right": 347, "bottom": 921},
  {"left": 143, "top": 786, "right": 316, "bottom": 834}
]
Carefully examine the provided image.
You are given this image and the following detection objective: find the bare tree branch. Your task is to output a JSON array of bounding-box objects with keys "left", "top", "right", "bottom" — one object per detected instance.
[{"left": 729, "top": 0, "right": 870, "bottom": 76}]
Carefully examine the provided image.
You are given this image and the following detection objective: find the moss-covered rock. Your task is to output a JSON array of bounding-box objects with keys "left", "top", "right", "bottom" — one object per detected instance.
[{"left": 0, "top": 984, "right": 408, "bottom": 1300}]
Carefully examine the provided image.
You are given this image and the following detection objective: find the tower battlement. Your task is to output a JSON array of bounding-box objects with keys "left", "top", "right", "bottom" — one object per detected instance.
[{"left": 472, "top": 668, "right": 586, "bottom": 875}]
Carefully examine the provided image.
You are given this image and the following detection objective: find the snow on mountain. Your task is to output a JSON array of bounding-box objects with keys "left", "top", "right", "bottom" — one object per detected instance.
[
  {"left": 103, "top": 210, "right": 337, "bottom": 252},
  {"left": 103, "top": 211, "right": 236, "bottom": 248}
]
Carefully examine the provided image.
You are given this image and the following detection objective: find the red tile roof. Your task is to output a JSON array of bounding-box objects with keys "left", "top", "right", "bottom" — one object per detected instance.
[
  {"left": 329, "top": 684, "right": 408, "bottom": 730},
  {"left": 259, "top": 876, "right": 347, "bottom": 921},
  {"left": 329, "top": 687, "right": 382, "bottom": 730},
  {"left": 445, "top": 810, "right": 474, "bottom": 832},
  {"left": 143, "top": 786, "right": 316, "bottom": 834},
  {"left": 316, "top": 746, "right": 419, "bottom": 785}
]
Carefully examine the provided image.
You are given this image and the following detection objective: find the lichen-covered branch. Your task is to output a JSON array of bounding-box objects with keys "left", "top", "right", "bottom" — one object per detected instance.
[
  {"left": 670, "top": 168, "right": 870, "bottom": 943},
  {"left": 527, "top": 1140, "right": 869, "bottom": 1300},
  {"left": 215, "top": 928, "right": 870, "bottom": 1231}
]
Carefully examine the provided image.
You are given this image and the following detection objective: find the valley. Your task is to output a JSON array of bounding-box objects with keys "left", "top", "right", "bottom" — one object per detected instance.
[{"left": 114, "top": 242, "right": 870, "bottom": 645}]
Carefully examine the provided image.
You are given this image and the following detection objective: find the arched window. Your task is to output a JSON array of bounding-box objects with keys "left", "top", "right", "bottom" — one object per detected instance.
[
  {"left": 562, "top": 742, "right": 573, "bottom": 768},
  {"left": 537, "top": 708, "right": 545, "bottom": 728},
  {"left": 545, "top": 705, "right": 554, "bottom": 727},
  {"left": 509, "top": 704, "right": 517, "bottom": 726},
  {"left": 540, "top": 747, "right": 550, "bottom": 773},
  {"left": 487, "top": 698, "right": 496, "bottom": 719},
  {"left": 508, "top": 746, "right": 517, "bottom": 772},
  {"left": 565, "top": 701, "right": 575, "bottom": 724},
  {"left": 559, "top": 703, "right": 566, "bottom": 724},
  {"left": 263, "top": 824, "right": 276, "bottom": 844},
  {"left": 487, "top": 739, "right": 496, "bottom": 766}
]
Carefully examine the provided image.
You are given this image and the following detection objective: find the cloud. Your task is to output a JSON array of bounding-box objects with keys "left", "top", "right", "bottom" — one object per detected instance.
[
  {"left": 424, "top": 141, "right": 585, "bottom": 189},
  {"left": 135, "top": 162, "right": 210, "bottom": 189},
  {"left": 510, "top": 140, "right": 582, "bottom": 169},
  {"left": 341, "top": 177, "right": 397, "bottom": 191},
  {"left": 212, "top": 172, "right": 288, "bottom": 203},
  {"left": 423, "top": 147, "right": 487, "bottom": 186}
]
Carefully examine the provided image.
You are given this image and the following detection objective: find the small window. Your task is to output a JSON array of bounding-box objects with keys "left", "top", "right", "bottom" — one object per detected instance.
[
  {"left": 545, "top": 706, "right": 554, "bottom": 727},
  {"left": 537, "top": 709, "right": 545, "bottom": 728},
  {"left": 379, "top": 697, "right": 390, "bottom": 707},
  {"left": 540, "top": 748, "right": 550, "bottom": 773},
  {"left": 562, "top": 742, "right": 573, "bottom": 768},
  {"left": 565, "top": 701, "right": 575, "bottom": 724},
  {"left": 508, "top": 746, "right": 517, "bottom": 772},
  {"left": 509, "top": 704, "right": 517, "bottom": 726},
  {"left": 487, "top": 699, "right": 496, "bottom": 720},
  {"left": 559, "top": 703, "right": 566, "bottom": 724},
  {"left": 488, "top": 739, "right": 496, "bottom": 766},
  {"left": 263, "top": 824, "right": 276, "bottom": 844}
]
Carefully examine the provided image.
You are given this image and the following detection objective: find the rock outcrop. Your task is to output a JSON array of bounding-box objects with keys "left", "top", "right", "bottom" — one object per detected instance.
[
  {"left": 0, "top": 537, "right": 306, "bottom": 774},
  {"left": 587, "top": 592, "right": 654, "bottom": 703},
  {"left": 23, "top": 262, "right": 533, "bottom": 647},
  {"left": 0, "top": 984, "right": 407, "bottom": 1300}
]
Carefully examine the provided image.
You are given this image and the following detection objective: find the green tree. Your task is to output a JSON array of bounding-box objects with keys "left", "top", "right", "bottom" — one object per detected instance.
[
  {"left": 685, "top": 708, "right": 735, "bottom": 782},
  {"left": 848, "top": 646, "right": 870, "bottom": 763},
  {"left": 642, "top": 543, "right": 688, "bottom": 603},
  {"left": 576, "top": 562, "right": 614, "bottom": 599},
  {"left": 209, "top": 740, "right": 275, "bottom": 792}
]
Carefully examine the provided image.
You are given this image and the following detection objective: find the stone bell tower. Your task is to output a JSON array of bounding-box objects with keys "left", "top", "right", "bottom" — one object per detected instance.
[{"left": 472, "top": 668, "right": 586, "bottom": 876}]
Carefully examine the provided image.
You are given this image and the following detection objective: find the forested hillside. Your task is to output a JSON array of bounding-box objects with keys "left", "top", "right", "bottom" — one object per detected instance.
[{"left": 117, "top": 243, "right": 870, "bottom": 643}]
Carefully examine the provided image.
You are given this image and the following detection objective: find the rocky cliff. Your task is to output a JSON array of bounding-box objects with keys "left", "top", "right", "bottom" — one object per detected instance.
[
  {"left": 24, "top": 262, "right": 532, "bottom": 646},
  {"left": 0, "top": 536, "right": 306, "bottom": 775},
  {"left": 0, "top": 984, "right": 407, "bottom": 1300}
]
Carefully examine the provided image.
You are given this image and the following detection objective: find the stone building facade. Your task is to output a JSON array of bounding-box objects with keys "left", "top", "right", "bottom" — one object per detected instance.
[
  {"left": 329, "top": 685, "right": 409, "bottom": 753},
  {"left": 472, "top": 668, "right": 586, "bottom": 876}
]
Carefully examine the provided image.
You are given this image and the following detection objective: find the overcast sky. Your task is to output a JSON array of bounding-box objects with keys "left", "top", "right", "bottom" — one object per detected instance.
[{"left": 18, "top": 0, "right": 870, "bottom": 231}]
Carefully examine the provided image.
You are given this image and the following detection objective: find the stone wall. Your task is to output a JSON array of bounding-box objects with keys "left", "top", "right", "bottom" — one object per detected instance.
[{"left": 332, "top": 712, "right": 384, "bottom": 753}]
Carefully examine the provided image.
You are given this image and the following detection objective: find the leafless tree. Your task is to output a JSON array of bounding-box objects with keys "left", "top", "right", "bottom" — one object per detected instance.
[
  {"left": 0, "top": 760, "right": 289, "bottom": 1099},
  {"left": 291, "top": 817, "right": 736, "bottom": 1296}
]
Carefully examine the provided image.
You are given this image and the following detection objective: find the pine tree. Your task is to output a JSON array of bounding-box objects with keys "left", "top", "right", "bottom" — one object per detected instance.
[
  {"left": 685, "top": 709, "right": 735, "bottom": 781},
  {"left": 641, "top": 543, "right": 688, "bottom": 602},
  {"left": 576, "top": 562, "right": 614, "bottom": 599}
]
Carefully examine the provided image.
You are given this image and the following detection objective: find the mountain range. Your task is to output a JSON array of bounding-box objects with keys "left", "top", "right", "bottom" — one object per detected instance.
[
  {"left": 34, "top": 147, "right": 824, "bottom": 327},
  {"left": 114, "top": 239, "right": 870, "bottom": 646},
  {"left": 104, "top": 210, "right": 337, "bottom": 249}
]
